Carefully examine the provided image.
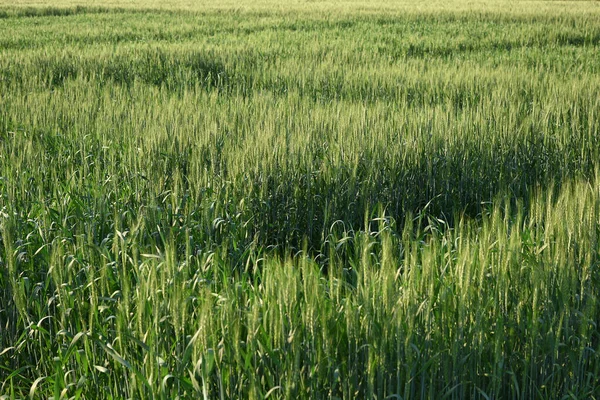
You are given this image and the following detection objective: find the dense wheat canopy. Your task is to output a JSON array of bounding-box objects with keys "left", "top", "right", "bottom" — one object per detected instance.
[{"left": 1, "top": 0, "right": 599, "bottom": 398}]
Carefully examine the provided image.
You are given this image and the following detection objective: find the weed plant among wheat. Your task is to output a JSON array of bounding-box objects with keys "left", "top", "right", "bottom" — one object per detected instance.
[{"left": 1, "top": 1, "right": 600, "bottom": 398}]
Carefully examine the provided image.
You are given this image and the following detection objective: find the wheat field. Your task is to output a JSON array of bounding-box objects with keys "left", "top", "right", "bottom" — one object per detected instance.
[{"left": 1, "top": 1, "right": 600, "bottom": 398}]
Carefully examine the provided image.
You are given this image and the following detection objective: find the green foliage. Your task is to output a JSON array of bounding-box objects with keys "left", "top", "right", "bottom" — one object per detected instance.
[{"left": 1, "top": 2, "right": 599, "bottom": 398}]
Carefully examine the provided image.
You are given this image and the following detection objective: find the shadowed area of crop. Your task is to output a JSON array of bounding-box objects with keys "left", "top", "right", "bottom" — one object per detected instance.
[
  {"left": 1, "top": 71, "right": 598, "bottom": 252},
  {"left": 1, "top": 48, "right": 229, "bottom": 89}
]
